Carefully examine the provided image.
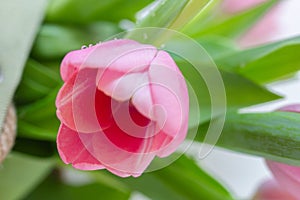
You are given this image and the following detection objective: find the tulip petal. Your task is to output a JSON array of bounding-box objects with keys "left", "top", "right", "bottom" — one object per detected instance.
[
  {"left": 57, "top": 124, "right": 104, "bottom": 170},
  {"left": 279, "top": 104, "right": 300, "bottom": 113},
  {"left": 56, "top": 68, "right": 108, "bottom": 133},
  {"left": 253, "top": 180, "right": 297, "bottom": 200},
  {"left": 61, "top": 39, "right": 156, "bottom": 82},
  {"left": 267, "top": 160, "right": 300, "bottom": 198},
  {"left": 94, "top": 88, "right": 173, "bottom": 153}
]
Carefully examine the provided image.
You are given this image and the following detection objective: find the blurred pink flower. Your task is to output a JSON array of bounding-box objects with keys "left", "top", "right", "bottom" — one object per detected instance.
[
  {"left": 253, "top": 180, "right": 297, "bottom": 200},
  {"left": 222, "top": 0, "right": 266, "bottom": 13},
  {"left": 222, "top": 0, "right": 280, "bottom": 47},
  {"left": 55, "top": 39, "right": 189, "bottom": 177},
  {"left": 266, "top": 160, "right": 300, "bottom": 199}
]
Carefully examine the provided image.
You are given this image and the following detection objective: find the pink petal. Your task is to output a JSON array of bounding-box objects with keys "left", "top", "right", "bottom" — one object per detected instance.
[
  {"left": 267, "top": 160, "right": 300, "bottom": 198},
  {"left": 253, "top": 179, "right": 297, "bottom": 200},
  {"left": 61, "top": 39, "right": 157, "bottom": 82},
  {"left": 279, "top": 104, "right": 300, "bottom": 113},
  {"left": 222, "top": 0, "right": 267, "bottom": 13},
  {"left": 57, "top": 124, "right": 104, "bottom": 170},
  {"left": 56, "top": 68, "right": 107, "bottom": 133},
  {"left": 94, "top": 88, "right": 173, "bottom": 153}
]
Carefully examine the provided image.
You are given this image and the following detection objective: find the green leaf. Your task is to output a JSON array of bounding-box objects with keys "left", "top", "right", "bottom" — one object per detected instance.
[
  {"left": 93, "top": 155, "right": 233, "bottom": 200},
  {"left": 134, "top": 0, "right": 188, "bottom": 29},
  {"left": 18, "top": 87, "right": 59, "bottom": 122},
  {"left": 14, "top": 60, "right": 61, "bottom": 105},
  {"left": 239, "top": 38, "right": 300, "bottom": 84},
  {"left": 196, "top": 36, "right": 238, "bottom": 58},
  {"left": 17, "top": 87, "right": 60, "bottom": 141},
  {"left": 126, "top": 0, "right": 188, "bottom": 42},
  {"left": 182, "top": 0, "right": 221, "bottom": 35},
  {"left": 31, "top": 23, "right": 121, "bottom": 60},
  {"left": 13, "top": 138, "right": 55, "bottom": 157},
  {"left": 216, "top": 36, "right": 300, "bottom": 84},
  {"left": 18, "top": 119, "right": 59, "bottom": 141},
  {"left": 177, "top": 57, "right": 281, "bottom": 124},
  {"left": 46, "top": 0, "right": 152, "bottom": 23},
  {"left": 194, "top": 0, "right": 278, "bottom": 38},
  {"left": 0, "top": 152, "right": 54, "bottom": 200},
  {"left": 195, "top": 111, "right": 300, "bottom": 166},
  {"left": 0, "top": 0, "right": 47, "bottom": 134},
  {"left": 24, "top": 172, "right": 130, "bottom": 200},
  {"left": 127, "top": 0, "right": 215, "bottom": 45}
]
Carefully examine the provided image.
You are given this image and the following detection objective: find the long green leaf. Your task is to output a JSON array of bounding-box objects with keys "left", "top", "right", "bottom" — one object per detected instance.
[
  {"left": 216, "top": 36, "right": 300, "bottom": 84},
  {"left": 0, "top": 152, "right": 54, "bottom": 200},
  {"left": 177, "top": 57, "right": 281, "bottom": 125},
  {"left": 195, "top": 111, "right": 300, "bottom": 166}
]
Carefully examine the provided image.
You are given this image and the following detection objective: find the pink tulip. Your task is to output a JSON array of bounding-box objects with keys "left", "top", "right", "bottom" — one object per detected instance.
[
  {"left": 253, "top": 180, "right": 297, "bottom": 200},
  {"left": 56, "top": 39, "right": 189, "bottom": 177}
]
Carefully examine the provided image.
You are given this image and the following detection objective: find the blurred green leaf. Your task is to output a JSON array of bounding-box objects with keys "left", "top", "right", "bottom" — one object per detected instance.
[
  {"left": 239, "top": 37, "right": 300, "bottom": 84},
  {"left": 13, "top": 138, "right": 55, "bottom": 158},
  {"left": 18, "top": 119, "right": 59, "bottom": 141},
  {"left": 18, "top": 87, "right": 58, "bottom": 122},
  {"left": 196, "top": 36, "right": 238, "bottom": 58},
  {"left": 135, "top": 0, "right": 188, "bottom": 29},
  {"left": 120, "top": 155, "right": 233, "bottom": 200},
  {"left": 46, "top": 0, "right": 152, "bottom": 23},
  {"left": 126, "top": 0, "right": 188, "bottom": 42},
  {"left": 14, "top": 59, "right": 61, "bottom": 105},
  {"left": 195, "top": 111, "right": 300, "bottom": 166},
  {"left": 31, "top": 23, "right": 121, "bottom": 60},
  {"left": 128, "top": 0, "right": 214, "bottom": 45},
  {"left": 17, "top": 86, "right": 59, "bottom": 141},
  {"left": 194, "top": 0, "right": 278, "bottom": 38},
  {"left": 182, "top": 0, "right": 220, "bottom": 35},
  {"left": 216, "top": 36, "right": 300, "bottom": 84},
  {"left": 25, "top": 172, "right": 130, "bottom": 200},
  {"left": 0, "top": 152, "right": 54, "bottom": 200},
  {"left": 177, "top": 57, "right": 281, "bottom": 125}
]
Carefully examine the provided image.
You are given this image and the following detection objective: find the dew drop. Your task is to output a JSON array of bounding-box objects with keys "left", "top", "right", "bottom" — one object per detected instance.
[
  {"left": 81, "top": 45, "right": 88, "bottom": 49},
  {"left": 88, "top": 44, "right": 93, "bottom": 47},
  {"left": 143, "top": 33, "right": 148, "bottom": 40},
  {"left": 0, "top": 68, "right": 3, "bottom": 84}
]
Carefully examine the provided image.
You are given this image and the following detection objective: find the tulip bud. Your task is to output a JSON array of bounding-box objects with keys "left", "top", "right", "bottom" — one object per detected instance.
[{"left": 56, "top": 39, "right": 189, "bottom": 177}]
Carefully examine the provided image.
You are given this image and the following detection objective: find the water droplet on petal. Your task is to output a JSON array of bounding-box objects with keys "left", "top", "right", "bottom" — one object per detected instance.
[
  {"left": 88, "top": 44, "right": 93, "bottom": 47},
  {"left": 81, "top": 45, "right": 87, "bottom": 49}
]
